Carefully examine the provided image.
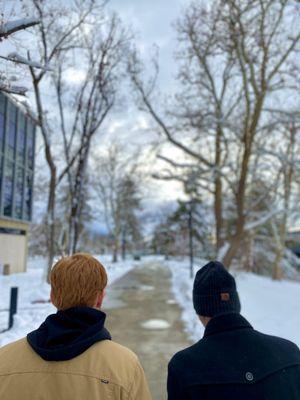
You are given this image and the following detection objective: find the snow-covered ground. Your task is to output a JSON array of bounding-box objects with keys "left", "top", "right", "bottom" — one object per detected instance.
[
  {"left": 2, "top": 255, "right": 300, "bottom": 349},
  {"left": 166, "top": 259, "right": 300, "bottom": 347},
  {"left": 0, "top": 255, "right": 138, "bottom": 347}
]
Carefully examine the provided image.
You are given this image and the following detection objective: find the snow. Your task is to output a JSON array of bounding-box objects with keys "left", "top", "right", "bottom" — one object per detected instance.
[
  {"left": 0, "top": 18, "right": 40, "bottom": 36},
  {"left": 141, "top": 319, "right": 171, "bottom": 330},
  {"left": 140, "top": 285, "right": 154, "bottom": 291},
  {"left": 0, "top": 255, "right": 137, "bottom": 347},
  {"left": 166, "top": 258, "right": 300, "bottom": 347},
  {"left": 244, "top": 208, "right": 283, "bottom": 231},
  {"left": 167, "top": 299, "right": 176, "bottom": 305},
  {"left": 6, "top": 53, "right": 52, "bottom": 71},
  {"left": 0, "top": 81, "right": 27, "bottom": 95}
]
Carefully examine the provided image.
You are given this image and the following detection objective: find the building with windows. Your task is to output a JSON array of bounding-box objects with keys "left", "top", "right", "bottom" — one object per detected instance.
[{"left": 0, "top": 92, "right": 36, "bottom": 273}]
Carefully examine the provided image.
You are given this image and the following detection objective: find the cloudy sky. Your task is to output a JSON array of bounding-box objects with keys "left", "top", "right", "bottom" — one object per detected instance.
[
  {"left": 108, "top": 0, "right": 185, "bottom": 83},
  {"left": 1, "top": 0, "right": 190, "bottom": 213},
  {"left": 102, "top": 0, "right": 189, "bottom": 202}
]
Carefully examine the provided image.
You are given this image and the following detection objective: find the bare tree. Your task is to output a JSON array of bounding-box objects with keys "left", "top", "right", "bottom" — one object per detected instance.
[
  {"left": 220, "top": 0, "right": 300, "bottom": 266},
  {"left": 0, "top": 5, "right": 41, "bottom": 94},
  {"left": 129, "top": 0, "right": 300, "bottom": 268},
  {"left": 53, "top": 13, "right": 129, "bottom": 254},
  {"left": 267, "top": 122, "right": 300, "bottom": 279},
  {"left": 92, "top": 144, "right": 142, "bottom": 262},
  {"left": 22, "top": 0, "right": 104, "bottom": 278}
]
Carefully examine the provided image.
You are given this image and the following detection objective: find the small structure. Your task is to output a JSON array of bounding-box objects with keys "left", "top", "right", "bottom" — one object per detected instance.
[{"left": 0, "top": 92, "right": 36, "bottom": 273}]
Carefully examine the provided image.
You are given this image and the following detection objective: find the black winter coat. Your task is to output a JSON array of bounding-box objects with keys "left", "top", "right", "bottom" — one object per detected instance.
[{"left": 168, "top": 313, "right": 300, "bottom": 400}]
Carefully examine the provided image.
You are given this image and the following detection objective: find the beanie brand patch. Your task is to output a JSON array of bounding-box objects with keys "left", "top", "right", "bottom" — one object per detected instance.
[{"left": 221, "top": 292, "right": 230, "bottom": 301}]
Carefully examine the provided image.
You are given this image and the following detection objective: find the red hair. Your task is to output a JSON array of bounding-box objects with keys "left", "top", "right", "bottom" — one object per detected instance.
[{"left": 50, "top": 253, "right": 107, "bottom": 310}]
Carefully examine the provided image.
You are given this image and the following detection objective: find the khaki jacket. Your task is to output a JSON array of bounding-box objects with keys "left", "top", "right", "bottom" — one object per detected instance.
[{"left": 0, "top": 337, "right": 152, "bottom": 400}]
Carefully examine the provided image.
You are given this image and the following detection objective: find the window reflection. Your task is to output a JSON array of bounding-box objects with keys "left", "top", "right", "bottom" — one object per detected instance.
[
  {"left": 27, "top": 122, "right": 34, "bottom": 170},
  {"left": 17, "top": 114, "right": 26, "bottom": 161},
  {"left": 3, "top": 160, "right": 14, "bottom": 217},
  {"left": 15, "top": 167, "right": 24, "bottom": 219},
  {"left": 0, "top": 93, "right": 5, "bottom": 152},
  {"left": 24, "top": 172, "right": 33, "bottom": 221},
  {"left": 0, "top": 155, "right": 2, "bottom": 202},
  {"left": 0, "top": 113, "right": 4, "bottom": 152},
  {"left": 8, "top": 104, "right": 17, "bottom": 159},
  {"left": 0, "top": 94, "right": 35, "bottom": 221}
]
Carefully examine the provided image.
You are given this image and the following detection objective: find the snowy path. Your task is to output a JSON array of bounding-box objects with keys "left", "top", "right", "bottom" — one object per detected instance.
[{"left": 103, "top": 262, "right": 191, "bottom": 400}]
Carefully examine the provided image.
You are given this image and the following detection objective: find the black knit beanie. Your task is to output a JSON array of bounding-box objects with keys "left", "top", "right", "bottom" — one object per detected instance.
[{"left": 193, "top": 261, "right": 241, "bottom": 317}]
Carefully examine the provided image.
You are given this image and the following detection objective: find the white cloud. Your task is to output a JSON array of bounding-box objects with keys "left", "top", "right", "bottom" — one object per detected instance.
[{"left": 64, "top": 67, "right": 86, "bottom": 84}]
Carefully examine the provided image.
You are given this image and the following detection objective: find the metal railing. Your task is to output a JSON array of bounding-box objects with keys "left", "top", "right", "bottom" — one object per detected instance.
[{"left": 0, "top": 287, "right": 19, "bottom": 333}]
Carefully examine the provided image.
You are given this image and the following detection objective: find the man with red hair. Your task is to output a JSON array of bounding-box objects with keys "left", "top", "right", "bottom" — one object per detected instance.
[{"left": 0, "top": 253, "right": 152, "bottom": 400}]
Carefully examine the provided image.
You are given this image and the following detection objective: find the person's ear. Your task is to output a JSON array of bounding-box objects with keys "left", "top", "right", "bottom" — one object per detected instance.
[
  {"left": 95, "top": 289, "right": 106, "bottom": 309},
  {"left": 198, "top": 315, "right": 211, "bottom": 327}
]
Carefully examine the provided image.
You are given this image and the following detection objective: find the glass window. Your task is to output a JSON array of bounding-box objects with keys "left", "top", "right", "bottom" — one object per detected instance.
[
  {"left": 9, "top": 102, "right": 17, "bottom": 122},
  {"left": 0, "top": 155, "right": 2, "bottom": 210},
  {"left": 0, "top": 93, "right": 5, "bottom": 114},
  {"left": 0, "top": 98, "right": 36, "bottom": 221},
  {"left": 27, "top": 121, "right": 35, "bottom": 169},
  {"left": 24, "top": 172, "right": 33, "bottom": 221},
  {"left": 3, "top": 160, "right": 14, "bottom": 217},
  {"left": 0, "top": 94, "right": 6, "bottom": 153},
  {"left": 7, "top": 103, "right": 17, "bottom": 159},
  {"left": 14, "top": 167, "right": 24, "bottom": 219},
  {"left": 17, "top": 114, "right": 26, "bottom": 161},
  {"left": 8, "top": 121, "right": 16, "bottom": 159},
  {"left": 0, "top": 113, "right": 4, "bottom": 153}
]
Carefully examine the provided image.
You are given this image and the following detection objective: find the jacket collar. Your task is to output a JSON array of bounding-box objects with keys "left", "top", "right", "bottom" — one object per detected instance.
[
  {"left": 204, "top": 313, "right": 252, "bottom": 338},
  {"left": 27, "top": 307, "right": 111, "bottom": 361}
]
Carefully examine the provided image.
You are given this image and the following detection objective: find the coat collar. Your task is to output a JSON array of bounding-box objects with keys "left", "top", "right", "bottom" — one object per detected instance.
[{"left": 204, "top": 313, "right": 253, "bottom": 338}]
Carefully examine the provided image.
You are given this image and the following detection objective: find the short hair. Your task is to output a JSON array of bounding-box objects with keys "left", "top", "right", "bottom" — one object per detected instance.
[{"left": 50, "top": 253, "right": 107, "bottom": 310}]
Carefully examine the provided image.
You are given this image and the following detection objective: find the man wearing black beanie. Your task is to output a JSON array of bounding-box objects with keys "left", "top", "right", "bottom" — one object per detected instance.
[{"left": 167, "top": 261, "right": 300, "bottom": 400}]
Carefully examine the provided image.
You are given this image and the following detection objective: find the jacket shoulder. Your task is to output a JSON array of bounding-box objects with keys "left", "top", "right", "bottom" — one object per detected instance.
[
  {"left": 94, "top": 340, "right": 139, "bottom": 365},
  {"left": 253, "top": 330, "right": 300, "bottom": 361},
  {"left": 169, "top": 329, "right": 300, "bottom": 387},
  {"left": 169, "top": 341, "right": 201, "bottom": 372},
  {"left": 0, "top": 338, "right": 29, "bottom": 373},
  {"left": 256, "top": 330, "right": 300, "bottom": 350},
  {"left": 0, "top": 338, "right": 143, "bottom": 395}
]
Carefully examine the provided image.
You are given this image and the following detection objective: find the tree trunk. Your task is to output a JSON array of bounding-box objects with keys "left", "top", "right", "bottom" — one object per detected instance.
[
  {"left": 222, "top": 95, "right": 265, "bottom": 268},
  {"left": 214, "top": 176, "right": 223, "bottom": 253},
  {"left": 222, "top": 226, "right": 244, "bottom": 268},
  {"left": 68, "top": 141, "right": 90, "bottom": 254},
  {"left": 243, "top": 232, "right": 254, "bottom": 272},
  {"left": 46, "top": 170, "right": 56, "bottom": 283},
  {"left": 214, "top": 124, "right": 224, "bottom": 253},
  {"left": 272, "top": 125, "right": 296, "bottom": 280},
  {"left": 31, "top": 75, "right": 58, "bottom": 282},
  {"left": 112, "top": 237, "right": 119, "bottom": 263},
  {"left": 121, "top": 228, "right": 126, "bottom": 260},
  {"left": 272, "top": 246, "right": 283, "bottom": 280}
]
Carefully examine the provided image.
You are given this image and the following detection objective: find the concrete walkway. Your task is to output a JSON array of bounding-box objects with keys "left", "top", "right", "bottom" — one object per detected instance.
[{"left": 103, "top": 262, "right": 192, "bottom": 400}]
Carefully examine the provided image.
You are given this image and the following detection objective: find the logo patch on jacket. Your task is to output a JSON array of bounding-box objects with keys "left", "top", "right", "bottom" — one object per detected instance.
[
  {"left": 100, "top": 379, "right": 109, "bottom": 384},
  {"left": 221, "top": 292, "right": 230, "bottom": 301}
]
